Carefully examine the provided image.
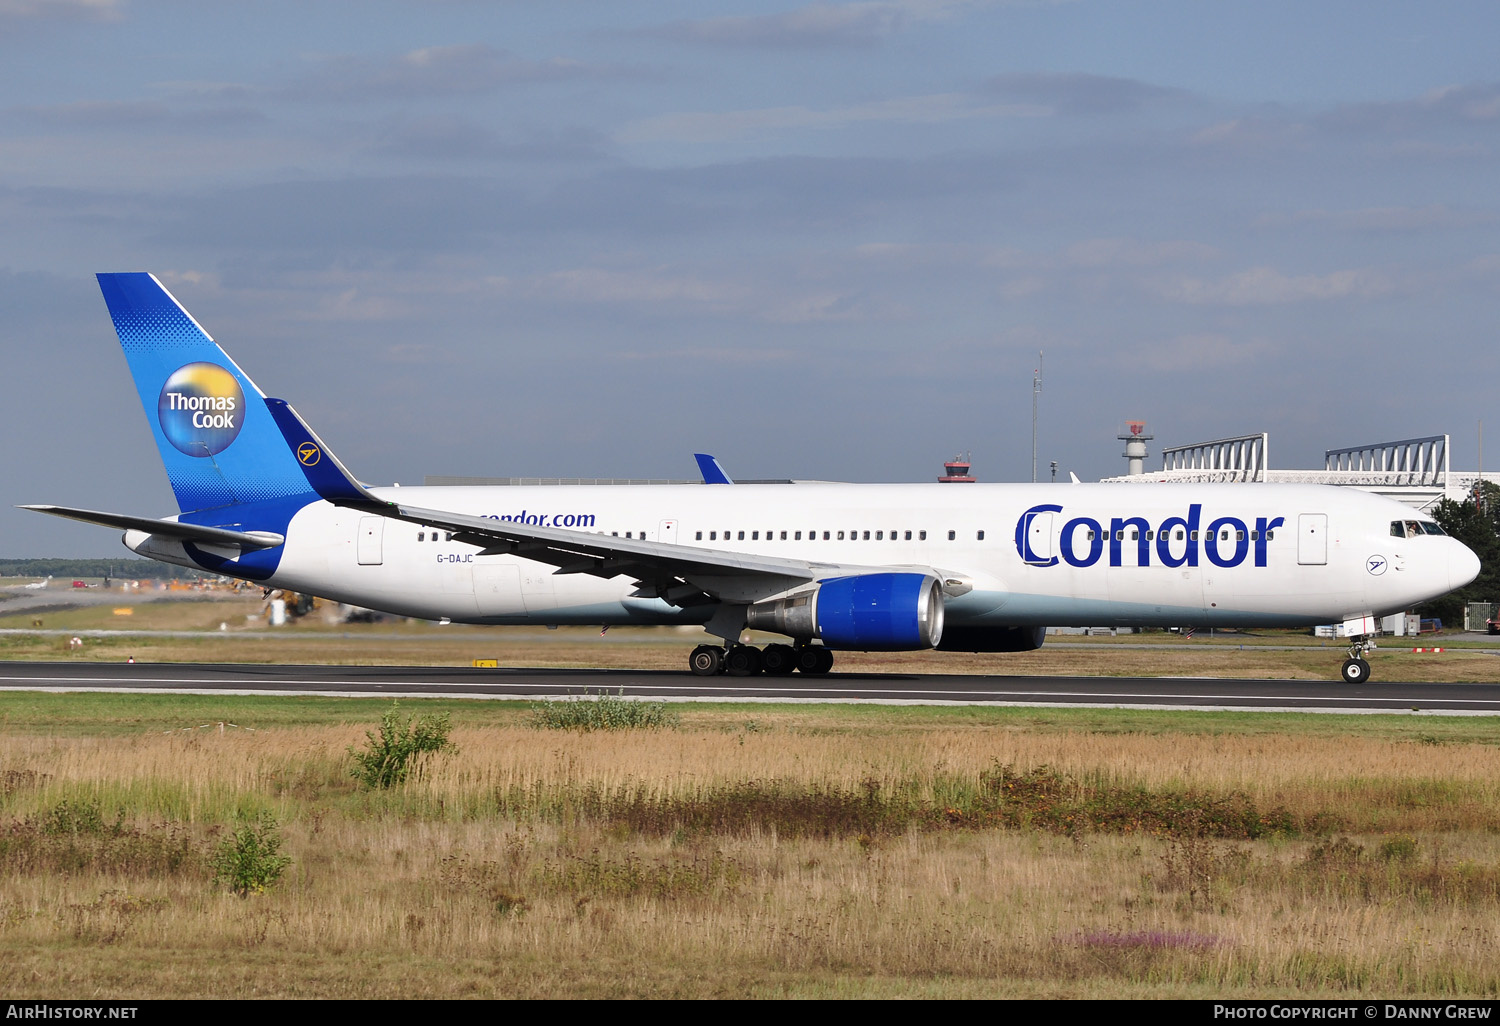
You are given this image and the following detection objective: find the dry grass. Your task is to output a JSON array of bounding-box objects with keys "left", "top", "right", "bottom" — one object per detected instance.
[{"left": 3, "top": 704, "right": 1500, "bottom": 997}]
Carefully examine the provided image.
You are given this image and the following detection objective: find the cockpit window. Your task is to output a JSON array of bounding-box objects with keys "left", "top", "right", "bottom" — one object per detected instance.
[
  {"left": 1390, "top": 521, "right": 1405, "bottom": 538},
  {"left": 1419, "top": 521, "right": 1447, "bottom": 536}
]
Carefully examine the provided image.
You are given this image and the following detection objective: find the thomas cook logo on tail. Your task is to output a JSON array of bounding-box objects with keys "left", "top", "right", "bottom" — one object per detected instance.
[
  {"left": 157, "top": 362, "right": 245, "bottom": 457},
  {"left": 297, "top": 442, "right": 321, "bottom": 466}
]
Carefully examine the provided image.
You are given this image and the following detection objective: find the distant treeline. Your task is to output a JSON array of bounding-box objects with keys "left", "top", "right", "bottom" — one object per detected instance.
[{"left": 0, "top": 558, "right": 204, "bottom": 581}]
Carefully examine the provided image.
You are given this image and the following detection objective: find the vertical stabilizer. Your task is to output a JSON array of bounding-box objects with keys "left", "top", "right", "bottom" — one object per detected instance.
[{"left": 97, "top": 273, "right": 314, "bottom": 513}]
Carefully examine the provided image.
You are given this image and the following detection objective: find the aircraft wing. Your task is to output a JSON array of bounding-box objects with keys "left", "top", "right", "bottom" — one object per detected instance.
[
  {"left": 20, "top": 505, "right": 286, "bottom": 550},
  {"left": 265, "top": 399, "right": 952, "bottom": 605}
]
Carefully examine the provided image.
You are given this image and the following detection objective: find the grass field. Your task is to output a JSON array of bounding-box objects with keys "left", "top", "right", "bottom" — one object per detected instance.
[
  {"left": 3, "top": 595, "right": 1499, "bottom": 682},
  {"left": 3, "top": 690, "right": 1500, "bottom": 998}
]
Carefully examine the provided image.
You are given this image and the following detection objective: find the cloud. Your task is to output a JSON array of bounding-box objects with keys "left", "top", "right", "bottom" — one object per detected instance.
[
  {"left": 646, "top": 0, "right": 997, "bottom": 49},
  {"left": 983, "top": 72, "right": 1182, "bottom": 116},
  {"left": 1191, "top": 116, "right": 1309, "bottom": 149},
  {"left": 5, "top": 100, "right": 266, "bottom": 130},
  {"left": 1257, "top": 205, "right": 1491, "bottom": 233},
  {"left": 0, "top": 0, "right": 119, "bottom": 20},
  {"left": 365, "top": 115, "right": 608, "bottom": 162},
  {"left": 1062, "top": 237, "right": 1218, "bottom": 268},
  {"left": 619, "top": 92, "right": 1044, "bottom": 144},
  {"left": 1324, "top": 83, "right": 1500, "bottom": 133},
  {"left": 1154, "top": 266, "right": 1391, "bottom": 305},
  {"left": 1138, "top": 333, "right": 1274, "bottom": 374},
  {"left": 287, "top": 44, "right": 615, "bottom": 101}
]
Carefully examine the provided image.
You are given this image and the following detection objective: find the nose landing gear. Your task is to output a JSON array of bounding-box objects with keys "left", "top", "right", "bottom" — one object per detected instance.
[{"left": 1339, "top": 636, "right": 1375, "bottom": 683}]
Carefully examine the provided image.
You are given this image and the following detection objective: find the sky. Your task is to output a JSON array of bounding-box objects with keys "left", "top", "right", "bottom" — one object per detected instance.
[{"left": 3, "top": 0, "right": 1499, "bottom": 557}]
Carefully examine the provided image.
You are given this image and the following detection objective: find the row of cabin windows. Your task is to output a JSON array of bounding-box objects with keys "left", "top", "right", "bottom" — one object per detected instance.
[
  {"left": 416, "top": 532, "right": 453, "bottom": 542},
  {"left": 690, "top": 529, "right": 991, "bottom": 542},
  {"left": 1082, "top": 529, "right": 1274, "bottom": 542}
]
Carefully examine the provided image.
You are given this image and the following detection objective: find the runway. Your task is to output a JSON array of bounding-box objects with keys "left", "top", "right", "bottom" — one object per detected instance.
[{"left": 3, "top": 661, "right": 1500, "bottom": 713}]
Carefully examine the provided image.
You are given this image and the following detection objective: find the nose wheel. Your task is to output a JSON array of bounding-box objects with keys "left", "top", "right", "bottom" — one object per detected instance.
[
  {"left": 1339, "top": 636, "right": 1375, "bottom": 683},
  {"left": 1340, "top": 657, "right": 1371, "bottom": 683}
]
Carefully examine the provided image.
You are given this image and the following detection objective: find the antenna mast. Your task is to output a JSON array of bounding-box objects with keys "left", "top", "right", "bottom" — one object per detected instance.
[{"left": 1031, "top": 351, "right": 1042, "bottom": 483}]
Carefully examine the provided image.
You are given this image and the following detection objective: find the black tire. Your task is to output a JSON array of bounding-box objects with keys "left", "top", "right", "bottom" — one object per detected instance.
[
  {"left": 725, "top": 645, "right": 763, "bottom": 677},
  {"left": 762, "top": 644, "right": 797, "bottom": 676},
  {"left": 689, "top": 645, "right": 723, "bottom": 677},
  {"left": 1340, "top": 657, "right": 1370, "bottom": 684},
  {"left": 796, "top": 646, "right": 834, "bottom": 675}
]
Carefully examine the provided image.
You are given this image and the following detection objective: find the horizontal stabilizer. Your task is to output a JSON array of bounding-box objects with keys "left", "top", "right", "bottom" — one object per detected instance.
[{"left": 19, "top": 505, "right": 285, "bottom": 550}]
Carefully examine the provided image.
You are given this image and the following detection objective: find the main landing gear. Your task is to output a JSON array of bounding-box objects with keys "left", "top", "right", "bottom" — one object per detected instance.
[
  {"left": 1340, "top": 636, "right": 1375, "bottom": 684},
  {"left": 688, "top": 643, "right": 833, "bottom": 677}
]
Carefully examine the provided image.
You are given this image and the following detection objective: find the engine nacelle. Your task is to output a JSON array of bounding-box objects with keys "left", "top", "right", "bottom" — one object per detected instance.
[
  {"left": 746, "top": 572, "right": 945, "bottom": 650},
  {"left": 935, "top": 625, "right": 1046, "bottom": 653}
]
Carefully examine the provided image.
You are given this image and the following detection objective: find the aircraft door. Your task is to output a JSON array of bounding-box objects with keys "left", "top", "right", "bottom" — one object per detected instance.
[
  {"left": 1022, "top": 512, "right": 1055, "bottom": 565},
  {"left": 473, "top": 562, "right": 525, "bottom": 615},
  {"left": 1297, "top": 514, "right": 1327, "bottom": 565},
  {"left": 659, "top": 519, "right": 678, "bottom": 544},
  {"left": 357, "top": 517, "right": 384, "bottom": 565}
]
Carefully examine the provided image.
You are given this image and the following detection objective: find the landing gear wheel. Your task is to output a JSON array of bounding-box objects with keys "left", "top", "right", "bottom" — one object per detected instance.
[
  {"left": 761, "top": 644, "right": 797, "bottom": 676},
  {"left": 1340, "top": 657, "right": 1371, "bottom": 684},
  {"left": 725, "top": 645, "right": 763, "bottom": 677},
  {"left": 689, "top": 645, "right": 724, "bottom": 677},
  {"left": 795, "top": 646, "right": 834, "bottom": 675}
]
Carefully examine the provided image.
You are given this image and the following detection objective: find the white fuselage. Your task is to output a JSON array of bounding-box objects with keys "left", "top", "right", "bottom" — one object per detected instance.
[{"left": 128, "top": 481, "right": 1476, "bottom": 633}]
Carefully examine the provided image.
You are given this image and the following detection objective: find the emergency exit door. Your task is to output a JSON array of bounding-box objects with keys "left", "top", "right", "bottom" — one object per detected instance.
[{"left": 357, "top": 517, "right": 384, "bottom": 565}]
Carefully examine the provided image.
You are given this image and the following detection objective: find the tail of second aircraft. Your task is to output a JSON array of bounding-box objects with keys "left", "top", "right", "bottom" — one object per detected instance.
[{"left": 97, "top": 273, "right": 316, "bottom": 513}]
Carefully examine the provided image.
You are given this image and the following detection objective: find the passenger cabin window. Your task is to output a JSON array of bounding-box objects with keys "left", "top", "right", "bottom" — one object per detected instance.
[
  {"left": 876, "top": 531, "right": 883, "bottom": 540},
  {"left": 919, "top": 531, "right": 927, "bottom": 541},
  {"left": 904, "top": 530, "right": 912, "bottom": 540},
  {"left": 977, "top": 530, "right": 985, "bottom": 541},
  {"left": 752, "top": 531, "right": 759, "bottom": 541},
  {"left": 823, "top": 531, "right": 831, "bottom": 540},
  {"left": 417, "top": 532, "right": 425, "bottom": 542},
  {"left": 837, "top": 531, "right": 845, "bottom": 540},
  {"left": 695, "top": 531, "right": 703, "bottom": 540},
  {"left": 780, "top": 531, "right": 787, "bottom": 540},
  {"left": 863, "top": 531, "right": 870, "bottom": 540},
  {"left": 709, "top": 531, "right": 716, "bottom": 541},
  {"left": 738, "top": 531, "right": 745, "bottom": 540},
  {"left": 794, "top": 531, "right": 802, "bottom": 540},
  {"left": 947, "top": 530, "right": 956, "bottom": 541}
]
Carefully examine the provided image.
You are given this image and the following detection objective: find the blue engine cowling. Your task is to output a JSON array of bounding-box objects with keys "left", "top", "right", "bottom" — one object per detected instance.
[{"left": 745, "top": 572, "right": 945, "bottom": 651}]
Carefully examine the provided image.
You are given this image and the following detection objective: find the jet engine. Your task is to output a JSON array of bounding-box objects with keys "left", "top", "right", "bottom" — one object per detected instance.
[{"left": 745, "top": 572, "right": 944, "bottom": 650}]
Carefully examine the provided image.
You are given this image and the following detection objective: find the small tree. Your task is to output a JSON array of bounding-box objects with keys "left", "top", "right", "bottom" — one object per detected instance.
[
  {"left": 349, "top": 703, "right": 456, "bottom": 789},
  {"left": 211, "top": 814, "right": 292, "bottom": 898},
  {"left": 1424, "top": 482, "right": 1500, "bottom": 626}
]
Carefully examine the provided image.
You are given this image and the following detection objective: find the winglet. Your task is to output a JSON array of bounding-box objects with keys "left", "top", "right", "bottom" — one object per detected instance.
[
  {"left": 694, "top": 453, "right": 733, "bottom": 485},
  {"left": 264, "top": 399, "right": 391, "bottom": 511}
]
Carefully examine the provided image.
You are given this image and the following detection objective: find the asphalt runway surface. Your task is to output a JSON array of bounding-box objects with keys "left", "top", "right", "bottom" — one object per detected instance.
[{"left": 3, "top": 661, "right": 1500, "bottom": 714}]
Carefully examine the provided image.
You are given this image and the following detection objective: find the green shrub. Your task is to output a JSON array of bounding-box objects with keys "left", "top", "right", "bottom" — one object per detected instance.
[
  {"left": 529, "top": 690, "right": 679, "bottom": 732},
  {"left": 348, "top": 704, "right": 456, "bottom": 788},
  {"left": 210, "top": 814, "right": 291, "bottom": 897}
]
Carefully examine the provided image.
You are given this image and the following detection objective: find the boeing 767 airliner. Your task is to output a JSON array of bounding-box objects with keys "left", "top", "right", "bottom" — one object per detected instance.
[{"left": 24, "top": 274, "right": 1481, "bottom": 683}]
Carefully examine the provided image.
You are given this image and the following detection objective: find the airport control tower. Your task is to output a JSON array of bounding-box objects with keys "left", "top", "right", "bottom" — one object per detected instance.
[
  {"left": 939, "top": 452, "right": 976, "bottom": 483},
  {"left": 1119, "top": 421, "right": 1152, "bottom": 476}
]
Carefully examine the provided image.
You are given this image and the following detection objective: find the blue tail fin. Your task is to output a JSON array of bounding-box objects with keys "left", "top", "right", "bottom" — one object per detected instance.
[{"left": 97, "top": 273, "right": 315, "bottom": 513}]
